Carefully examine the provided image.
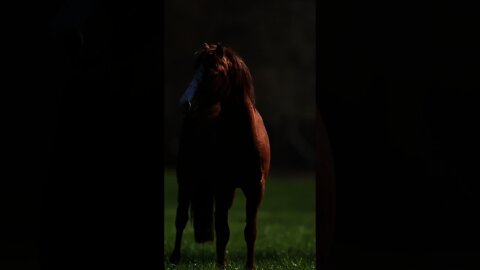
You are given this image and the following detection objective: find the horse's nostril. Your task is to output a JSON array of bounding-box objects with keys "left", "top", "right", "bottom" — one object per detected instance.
[{"left": 181, "top": 101, "right": 192, "bottom": 113}]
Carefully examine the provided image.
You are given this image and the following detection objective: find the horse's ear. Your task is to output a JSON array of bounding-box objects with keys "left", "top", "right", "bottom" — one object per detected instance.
[
  {"left": 215, "top": 42, "right": 224, "bottom": 58},
  {"left": 203, "top": 42, "right": 210, "bottom": 49}
]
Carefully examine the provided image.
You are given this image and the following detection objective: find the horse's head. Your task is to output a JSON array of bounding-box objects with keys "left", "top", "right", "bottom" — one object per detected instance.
[{"left": 179, "top": 42, "right": 255, "bottom": 117}]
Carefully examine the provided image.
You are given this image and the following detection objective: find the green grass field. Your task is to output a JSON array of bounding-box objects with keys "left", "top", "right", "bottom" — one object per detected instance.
[{"left": 164, "top": 170, "right": 316, "bottom": 269}]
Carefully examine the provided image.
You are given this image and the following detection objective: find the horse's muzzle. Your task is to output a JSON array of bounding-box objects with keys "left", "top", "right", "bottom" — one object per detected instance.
[{"left": 179, "top": 100, "right": 192, "bottom": 114}]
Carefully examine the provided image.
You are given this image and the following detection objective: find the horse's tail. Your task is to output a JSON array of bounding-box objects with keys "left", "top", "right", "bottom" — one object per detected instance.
[{"left": 190, "top": 184, "right": 214, "bottom": 243}]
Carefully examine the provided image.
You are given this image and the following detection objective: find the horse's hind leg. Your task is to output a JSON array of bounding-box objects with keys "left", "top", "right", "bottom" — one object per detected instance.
[
  {"left": 243, "top": 186, "right": 264, "bottom": 270},
  {"left": 170, "top": 184, "right": 190, "bottom": 264},
  {"left": 214, "top": 187, "right": 235, "bottom": 269}
]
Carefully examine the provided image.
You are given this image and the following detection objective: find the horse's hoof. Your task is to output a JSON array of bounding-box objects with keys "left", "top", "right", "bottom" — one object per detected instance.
[
  {"left": 170, "top": 251, "right": 180, "bottom": 264},
  {"left": 216, "top": 259, "right": 226, "bottom": 270},
  {"left": 245, "top": 264, "right": 256, "bottom": 270}
]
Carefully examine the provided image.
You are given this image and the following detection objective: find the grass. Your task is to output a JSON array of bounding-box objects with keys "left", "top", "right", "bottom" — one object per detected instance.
[{"left": 164, "top": 170, "right": 316, "bottom": 269}]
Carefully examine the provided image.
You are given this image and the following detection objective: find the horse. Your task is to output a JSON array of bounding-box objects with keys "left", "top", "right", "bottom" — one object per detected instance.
[{"left": 169, "top": 42, "right": 270, "bottom": 270}]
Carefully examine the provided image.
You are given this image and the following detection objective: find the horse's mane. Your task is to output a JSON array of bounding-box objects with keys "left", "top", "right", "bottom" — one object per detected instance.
[{"left": 194, "top": 43, "right": 256, "bottom": 106}]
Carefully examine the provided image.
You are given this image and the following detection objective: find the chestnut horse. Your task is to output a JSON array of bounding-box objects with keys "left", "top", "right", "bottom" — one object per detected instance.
[{"left": 170, "top": 43, "right": 270, "bottom": 269}]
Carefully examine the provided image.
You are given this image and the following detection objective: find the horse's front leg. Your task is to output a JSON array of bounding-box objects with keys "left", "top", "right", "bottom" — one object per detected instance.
[
  {"left": 215, "top": 187, "right": 235, "bottom": 269},
  {"left": 170, "top": 184, "right": 190, "bottom": 264},
  {"left": 243, "top": 185, "right": 264, "bottom": 270}
]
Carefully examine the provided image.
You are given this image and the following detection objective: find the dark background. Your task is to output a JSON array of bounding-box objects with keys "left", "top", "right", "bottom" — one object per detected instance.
[
  {"left": 4, "top": 1, "right": 163, "bottom": 269},
  {"left": 3, "top": 0, "right": 479, "bottom": 269},
  {"left": 319, "top": 0, "right": 480, "bottom": 269}
]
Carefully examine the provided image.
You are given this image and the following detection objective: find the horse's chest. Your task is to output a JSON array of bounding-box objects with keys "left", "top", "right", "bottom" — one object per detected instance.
[
  {"left": 182, "top": 117, "right": 259, "bottom": 170},
  {"left": 215, "top": 137, "right": 258, "bottom": 172}
]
